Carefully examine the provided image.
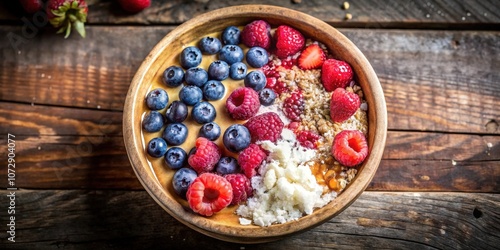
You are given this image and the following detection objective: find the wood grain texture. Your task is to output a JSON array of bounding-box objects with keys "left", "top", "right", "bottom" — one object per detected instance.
[
  {"left": 0, "top": 102, "right": 122, "bottom": 136},
  {"left": 0, "top": 190, "right": 497, "bottom": 249},
  {"left": 1, "top": 132, "right": 497, "bottom": 191},
  {"left": 1, "top": 26, "right": 499, "bottom": 134},
  {"left": 1, "top": 0, "right": 499, "bottom": 28}
]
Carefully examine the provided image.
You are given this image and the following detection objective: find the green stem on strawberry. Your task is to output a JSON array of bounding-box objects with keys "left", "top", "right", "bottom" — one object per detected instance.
[{"left": 47, "top": 0, "right": 88, "bottom": 38}]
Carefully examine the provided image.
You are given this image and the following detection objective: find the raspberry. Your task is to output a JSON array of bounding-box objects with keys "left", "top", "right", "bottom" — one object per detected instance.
[
  {"left": 188, "top": 137, "right": 221, "bottom": 174},
  {"left": 186, "top": 173, "right": 233, "bottom": 216},
  {"left": 283, "top": 91, "right": 304, "bottom": 122},
  {"left": 244, "top": 112, "right": 284, "bottom": 143},
  {"left": 330, "top": 88, "right": 360, "bottom": 123},
  {"left": 332, "top": 130, "right": 368, "bottom": 167},
  {"left": 241, "top": 20, "right": 272, "bottom": 50},
  {"left": 296, "top": 130, "right": 320, "bottom": 149},
  {"left": 321, "top": 59, "right": 353, "bottom": 92},
  {"left": 225, "top": 173, "right": 253, "bottom": 205},
  {"left": 226, "top": 87, "right": 260, "bottom": 120},
  {"left": 274, "top": 25, "right": 305, "bottom": 58},
  {"left": 238, "top": 144, "right": 267, "bottom": 178}
]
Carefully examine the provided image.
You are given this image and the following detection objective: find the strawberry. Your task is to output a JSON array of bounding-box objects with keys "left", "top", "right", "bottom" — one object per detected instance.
[
  {"left": 332, "top": 130, "right": 368, "bottom": 167},
  {"left": 330, "top": 88, "right": 360, "bottom": 123},
  {"left": 273, "top": 25, "right": 305, "bottom": 58},
  {"left": 321, "top": 59, "right": 353, "bottom": 92},
  {"left": 19, "top": 0, "right": 44, "bottom": 14},
  {"left": 298, "top": 44, "right": 326, "bottom": 70},
  {"left": 186, "top": 173, "right": 233, "bottom": 216},
  {"left": 117, "top": 0, "right": 150, "bottom": 13},
  {"left": 46, "top": 0, "right": 88, "bottom": 38}
]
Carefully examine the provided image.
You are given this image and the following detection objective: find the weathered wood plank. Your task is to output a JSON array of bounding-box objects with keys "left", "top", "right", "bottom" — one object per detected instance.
[
  {"left": 1, "top": 190, "right": 498, "bottom": 249},
  {"left": 1, "top": 133, "right": 497, "bottom": 191},
  {"left": 1, "top": 0, "right": 499, "bottom": 28},
  {"left": 0, "top": 102, "right": 122, "bottom": 136},
  {"left": 1, "top": 27, "right": 498, "bottom": 134}
]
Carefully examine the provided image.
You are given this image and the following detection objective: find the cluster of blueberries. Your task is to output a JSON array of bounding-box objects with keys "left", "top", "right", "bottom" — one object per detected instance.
[{"left": 142, "top": 26, "right": 278, "bottom": 197}]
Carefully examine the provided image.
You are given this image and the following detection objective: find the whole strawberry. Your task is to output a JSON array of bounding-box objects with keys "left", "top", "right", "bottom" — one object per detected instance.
[
  {"left": 321, "top": 59, "right": 353, "bottom": 92},
  {"left": 330, "top": 88, "right": 360, "bottom": 122},
  {"left": 117, "top": 0, "right": 150, "bottom": 13},
  {"left": 46, "top": 0, "right": 88, "bottom": 38},
  {"left": 19, "top": 0, "right": 44, "bottom": 14}
]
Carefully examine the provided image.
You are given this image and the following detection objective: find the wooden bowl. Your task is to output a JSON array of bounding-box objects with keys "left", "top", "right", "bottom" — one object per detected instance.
[{"left": 123, "top": 5, "right": 387, "bottom": 243}]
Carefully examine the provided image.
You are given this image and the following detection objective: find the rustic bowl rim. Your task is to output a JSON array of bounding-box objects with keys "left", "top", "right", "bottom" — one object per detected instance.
[{"left": 123, "top": 4, "right": 387, "bottom": 243}]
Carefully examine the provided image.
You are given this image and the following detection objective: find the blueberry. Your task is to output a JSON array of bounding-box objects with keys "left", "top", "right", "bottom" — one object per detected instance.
[
  {"left": 180, "top": 46, "right": 202, "bottom": 69},
  {"left": 223, "top": 124, "right": 251, "bottom": 153},
  {"left": 258, "top": 88, "right": 276, "bottom": 106},
  {"left": 142, "top": 111, "right": 165, "bottom": 132},
  {"left": 202, "top": 80, "right": 225, "bottom": 101},
  {"left": 219, "top": 45, "right": 244, "bottom": 65},
  {"left": 146, "top": 88, "right": 169, "bottom": 110},
  {"left": 215, "top": 156, "right": 240, "bottom": 175},
  {"left": 163, "top": 66, "right": 184, "bottom": 87},
  {"left": 191, "top": 101, "right": 216, "bottom": 124},
  {"left": 172, "top": 167, "right": 198, "bottom": 199},
  {"left": 222, "top": 26, "right": 241, "bottom": 45},
  {"left": 179, "top": 85, "right": 203, "bottom": 106},
  {"left": 162, "top": 123, "right": 188, "bottom": 146},
  {"left": 185, "top": 67, "right": 208, "bottom": 87},
  {"left": 229, "top": 62, "right": 247, "bottom": 80},
  {"left": 199, "top": 36, "right": 222, "bottom": 54},
  {"left": 246, "top": 47, "right": 269, "bottom": 68},
  {"left": 244, "top": 70, "right": 266, "bottom": 91},
  {"left": 208, "top": 60, "right": 230, "bottom": 81},
  {"left": 147, "top": 137, "right": 168, "bottom": 158},
  {"left": 165, "top": 100, "right": 188, "bottom": 123},
  {"left": 165, "top": 147, "right": 187, "bottom": 170},
  {"left": 198, "top": 122, "right": 221, "bottom": 141}
]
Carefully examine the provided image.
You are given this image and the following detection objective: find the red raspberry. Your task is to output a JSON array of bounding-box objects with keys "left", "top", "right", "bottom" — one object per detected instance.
[
  {"left": 244, "top": 112, "right": 284, "bottom": 143},
  {"left": 283, "top": 91, "right": 304, "bottom": 122},
  {"left": 296, "top": 130, "right": 320, "bottom": 149},
  {"left": 241, "top": 20, "right": 272, "bottom": 50},
  {"left": 186, "top": 173, "right": 233, "bottom": 216},
  {"left": 225, "top": 173, "right": 253, "bottom": 205},
  {"left": 238, "top": 144, "right": 267, "bottom": 178},
  {"left": 332, "top": 130, "right": 368, "bottom": 167},
  {"left": 321, "top": 59, "right": 353, "bottom": 92},
  {"left": 330, "top": 88, "right": 360, "bottom": 123},
  {"left": 226, "top": 87, "right": 260, "bottom": 120},
  {"left": 188, "top": 137, "right": 221, "bottom": 174},
  {"left": 274, "top": 25, "right": 305, "bottom": 58}
]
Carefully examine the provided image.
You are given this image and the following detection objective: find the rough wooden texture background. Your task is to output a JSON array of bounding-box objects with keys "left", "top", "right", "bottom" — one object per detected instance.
[{"left": 0, "top": 0, "right": 499, "bottom": 249}]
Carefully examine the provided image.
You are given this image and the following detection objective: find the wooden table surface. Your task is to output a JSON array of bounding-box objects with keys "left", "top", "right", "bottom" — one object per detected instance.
[{"left": 1, "top": 0, "right": 499, "bottom": 249}]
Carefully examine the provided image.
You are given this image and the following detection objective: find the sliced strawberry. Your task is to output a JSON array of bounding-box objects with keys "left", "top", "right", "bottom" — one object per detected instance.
[
  {"left": 332, "top": 130, "right": 368, "bottom": 167},
  {"left": 186, "top": 173, "right": 233, "bottom": 216},
  {"left": 298, "top": 44, "right": 326, "bottom": 70},
  {"left": 274, "top": 25, "right": 305, "bottom": 58},
  {"left": 330, "top": 88, "right": 360, "bottom": 123}
]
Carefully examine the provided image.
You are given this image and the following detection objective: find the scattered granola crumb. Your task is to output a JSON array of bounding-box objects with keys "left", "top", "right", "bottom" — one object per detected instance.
[
  {"left": 451, "top": 160, "right": 457, "bottom": 166},
  {"left": 345, "top": 13, "right": 353, "bottom": 20},
  {"left": 342, "top": 1, "right": 350, "bottom": 10}
]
